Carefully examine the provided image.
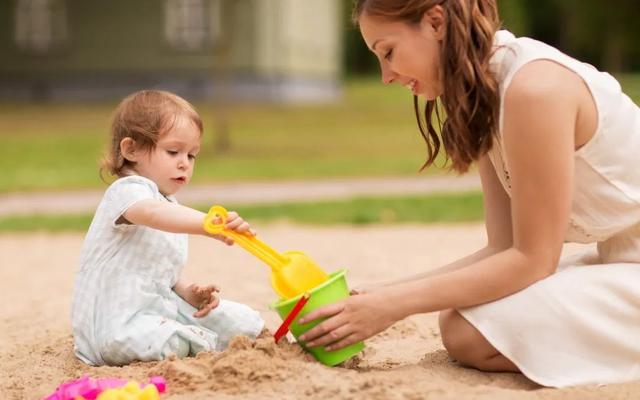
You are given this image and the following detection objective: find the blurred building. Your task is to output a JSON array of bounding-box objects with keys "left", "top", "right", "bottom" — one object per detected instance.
[{"left": 0, "top": 0, "right": 342, "bottom": 102}]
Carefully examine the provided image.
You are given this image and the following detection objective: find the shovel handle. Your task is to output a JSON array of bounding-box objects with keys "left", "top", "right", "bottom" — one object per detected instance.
[{"left": 204, "top": 206, "right": 288, "bottom": 269}]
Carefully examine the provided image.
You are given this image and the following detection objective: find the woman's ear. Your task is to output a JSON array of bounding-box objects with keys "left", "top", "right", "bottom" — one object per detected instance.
[
  {"left": 421, "top": 5, "right": 446, "bottom": 41},
  {"left": 120, "top": 137, "right": 138, "bottom": 162}
]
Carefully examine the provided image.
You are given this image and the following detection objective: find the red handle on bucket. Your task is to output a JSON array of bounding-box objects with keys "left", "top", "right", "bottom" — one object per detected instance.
[{"left": 274, "top": 292, "right": 311, "bottom": 343}]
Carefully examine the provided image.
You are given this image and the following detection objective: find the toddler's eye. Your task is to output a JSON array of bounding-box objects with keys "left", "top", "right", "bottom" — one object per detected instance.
[
  {"left": 384, "top": 48, "right": 393, "bottom": 61},
  {"left": 167, "top": 150, "right": 178, "bottom": 156},
  {"left": 188, "top": 154, "right": 197, "bottom": 160}
]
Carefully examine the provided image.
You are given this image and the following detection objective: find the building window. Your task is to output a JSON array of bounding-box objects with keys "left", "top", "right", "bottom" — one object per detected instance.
[
  {"left": 15, "top": 0, "right": 68, "bottom": 54},
  {"left": 165, "top": 0, "right": 221, "bottom": 51}
]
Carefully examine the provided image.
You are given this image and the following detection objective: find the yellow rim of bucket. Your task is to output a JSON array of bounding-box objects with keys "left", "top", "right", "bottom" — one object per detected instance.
[{"left": 269, "top": 269, "right": 347, "bottom": 309}]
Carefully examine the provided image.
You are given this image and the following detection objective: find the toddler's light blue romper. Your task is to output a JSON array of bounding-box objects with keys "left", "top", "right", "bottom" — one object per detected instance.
[{"left": 71, "top": 175, "right": 264, "bottom": 366}]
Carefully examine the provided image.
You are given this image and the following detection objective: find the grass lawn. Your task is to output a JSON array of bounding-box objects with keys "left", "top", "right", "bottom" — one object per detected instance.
[
  {"left": 619, "top": 74, "right": 640, "bottom": 102},
  {"left": 0, "top": 78, "right": 435, "bottom": 193},
  {"left": 0, "top": 191, "right": 484, "bottom": 232},
  {"left": 1, "top": 74, "right": 638, "bottom": 194}
]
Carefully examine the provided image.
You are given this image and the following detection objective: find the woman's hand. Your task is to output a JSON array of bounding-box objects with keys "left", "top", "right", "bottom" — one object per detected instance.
[
  {"left": 185, "top": 283, "right": 221, "bottom": 318},
  {"left": 209, "top": 211, "right": 257, "bottom": 245},
  {"left": 349, "top": 281, "right": 386, "bottom": 295},
  {"left": 297, "top": 290, "right": 398, "bottom": 351}
]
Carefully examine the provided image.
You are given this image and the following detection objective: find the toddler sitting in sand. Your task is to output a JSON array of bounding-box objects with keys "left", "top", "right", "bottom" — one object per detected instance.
[{"left": 71, "top": 90, "right": 264, "bottom": 366}]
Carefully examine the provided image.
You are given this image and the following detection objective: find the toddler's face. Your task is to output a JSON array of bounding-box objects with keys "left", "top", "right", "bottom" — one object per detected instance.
[{"left": 135, "top": 116, "right": 201, "bottom": 196}]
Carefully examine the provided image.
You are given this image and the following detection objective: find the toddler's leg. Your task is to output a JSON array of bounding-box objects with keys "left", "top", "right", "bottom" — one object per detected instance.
[
  {"left": 177, "top": 298, "right": 265, "bottom": 351},
  {"left": 100, "top": 314, "right": 217, "bottom": 365}
]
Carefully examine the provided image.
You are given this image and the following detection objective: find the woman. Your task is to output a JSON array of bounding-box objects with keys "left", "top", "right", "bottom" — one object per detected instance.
[{"left": 298, "top": 0, "right": 640, "bottom": 387}]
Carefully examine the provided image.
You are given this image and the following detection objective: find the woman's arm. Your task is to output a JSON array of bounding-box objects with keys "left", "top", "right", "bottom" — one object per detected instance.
[
  {"left": 300, "top": 60, "right": 583, "bottom": 349},
  {"left": 372, "top": 246, "right": 499, "bottom": 286},
  {"left": 354, "top": 154, "right": 513, "bottom": 291}
]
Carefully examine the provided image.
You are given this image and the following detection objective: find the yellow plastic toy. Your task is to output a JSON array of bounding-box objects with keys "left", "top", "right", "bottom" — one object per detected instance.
[
  {"left": 203, "top": 205, "right": 329, "bottom": 299},
  {"left": 95, "top": 381, "right": 159, "bottom": 400}
]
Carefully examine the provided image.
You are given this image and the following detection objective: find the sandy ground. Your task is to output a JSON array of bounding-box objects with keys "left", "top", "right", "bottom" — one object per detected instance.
[{"left": 1, "top": 223, "right": 638, "bottom": 399}]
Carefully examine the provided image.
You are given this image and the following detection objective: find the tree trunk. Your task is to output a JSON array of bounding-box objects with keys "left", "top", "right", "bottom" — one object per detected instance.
[{"left": 212, "top": 0, "right": 234, "bottom": 153}]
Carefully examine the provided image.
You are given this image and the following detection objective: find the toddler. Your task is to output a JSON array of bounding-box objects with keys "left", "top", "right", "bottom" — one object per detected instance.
[{"left": 71, "top": 90, "right": 264, "bottom": 366}]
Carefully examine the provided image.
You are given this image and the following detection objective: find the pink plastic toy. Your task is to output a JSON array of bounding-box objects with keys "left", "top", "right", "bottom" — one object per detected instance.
[{"left": 42, "top": 375, "right": 166, "bottom": 400}]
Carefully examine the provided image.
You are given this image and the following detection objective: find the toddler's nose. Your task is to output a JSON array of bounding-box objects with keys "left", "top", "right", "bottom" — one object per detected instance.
[{"left": 177, "top": 155, "right": 189, "bottom": 170}]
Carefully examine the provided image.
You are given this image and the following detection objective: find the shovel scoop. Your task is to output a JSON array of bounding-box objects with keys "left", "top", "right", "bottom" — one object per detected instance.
[{"left": 203, "top": 205, "right": 329, "bottom": 299}]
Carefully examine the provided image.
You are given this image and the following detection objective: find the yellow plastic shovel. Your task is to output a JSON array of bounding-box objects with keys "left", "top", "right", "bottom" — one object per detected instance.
[{"left": 203, "top": 205, "right": 329, "bottom": 299}]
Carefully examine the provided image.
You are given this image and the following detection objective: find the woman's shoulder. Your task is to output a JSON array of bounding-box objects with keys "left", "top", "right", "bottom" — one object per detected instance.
[
  {"left": 492, "top": 32, "right": 591, "bottom": 120},
  {"left": 492, "top": 32, "right": 549, "bottom": 79},
  {"left": 501, "top": 61, "right": 586, "bottom": 146},
  {"left": 506, "top": 60, "right": 585, "bottom": 103},
  {"left": 492, "top": 30, "right": 619, "bottom": 97}
]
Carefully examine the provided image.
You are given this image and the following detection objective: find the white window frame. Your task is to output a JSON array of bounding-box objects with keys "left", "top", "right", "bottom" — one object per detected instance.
[
  {"left": 15, "top": 0, "right": 68, "bottom": 54},
  {"left": 165, "top": 0, "right": 222, "bottom": 51}
]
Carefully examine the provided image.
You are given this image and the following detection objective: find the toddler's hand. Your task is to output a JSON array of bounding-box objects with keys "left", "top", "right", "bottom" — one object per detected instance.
[
  {"left": 210, "top": 211, "right": 257, "bottom": 246},
  {"left": 189, "top": 284, "right": 221, "bottom": 318}
]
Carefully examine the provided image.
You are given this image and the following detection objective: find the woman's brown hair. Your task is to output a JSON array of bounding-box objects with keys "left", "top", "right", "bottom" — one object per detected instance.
[
  {"left": 353, "top": 0, "right": 500, "bottom": 173},
  {"left": 100, "top": 90, "right": 203, "bottom": 180}
]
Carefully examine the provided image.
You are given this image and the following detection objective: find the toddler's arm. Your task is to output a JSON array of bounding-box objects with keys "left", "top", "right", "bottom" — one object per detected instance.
[{"left": 122, "top": 199, "right": 254, "bottom": 240}]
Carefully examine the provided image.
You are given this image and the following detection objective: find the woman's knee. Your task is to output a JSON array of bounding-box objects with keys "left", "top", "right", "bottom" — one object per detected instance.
[
  {"left": 439, "top": 309, "right": 472, "bottom": 358},
  {"left": 438, "top": 309, "right": 492, "bottom": 366}
]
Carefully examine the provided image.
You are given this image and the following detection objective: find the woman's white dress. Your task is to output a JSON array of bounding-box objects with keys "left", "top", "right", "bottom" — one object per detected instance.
[{"left": 459, "top": 31, "right": 640, "bottom": 387}]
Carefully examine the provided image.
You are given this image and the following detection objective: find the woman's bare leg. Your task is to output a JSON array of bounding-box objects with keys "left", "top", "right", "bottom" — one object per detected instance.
[{"left": 438, "top": 309, "right": 519, "bottom": 372}]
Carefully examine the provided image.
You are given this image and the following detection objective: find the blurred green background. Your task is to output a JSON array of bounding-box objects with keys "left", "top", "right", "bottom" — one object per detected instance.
[{"left": 1, "top": 0, "right": 638, "bottom": 230}]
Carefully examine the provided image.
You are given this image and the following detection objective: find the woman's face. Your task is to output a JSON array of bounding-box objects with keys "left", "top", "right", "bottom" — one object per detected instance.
[{"left": 358, "top": 7, "right": 445, "bottom": 100}]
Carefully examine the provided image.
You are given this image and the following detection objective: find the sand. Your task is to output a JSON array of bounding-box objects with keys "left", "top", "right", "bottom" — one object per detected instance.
[{"left": 1, "top": 223, "right": 638, "bottom": 399}]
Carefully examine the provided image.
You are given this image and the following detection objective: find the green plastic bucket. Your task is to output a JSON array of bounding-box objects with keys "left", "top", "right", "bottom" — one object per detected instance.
[{"left": 270, "top": 269, "right": 365, "bottom": 366}]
